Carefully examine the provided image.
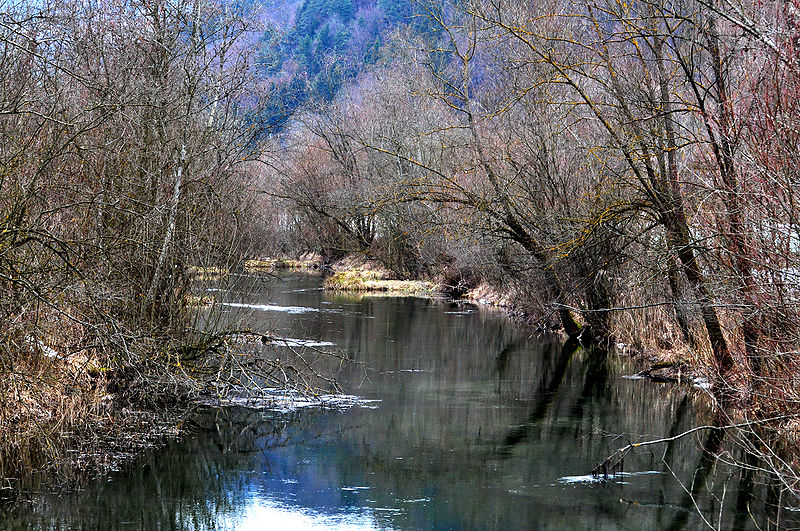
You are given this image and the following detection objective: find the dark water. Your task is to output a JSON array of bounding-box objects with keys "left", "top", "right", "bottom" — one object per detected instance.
[{"left": 4, "top": 275, "right": 794, "bottom": 529}]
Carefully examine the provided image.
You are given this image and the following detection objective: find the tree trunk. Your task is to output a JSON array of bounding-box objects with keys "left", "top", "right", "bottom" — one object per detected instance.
[
  {"left": 144, "top": 142, "right": 186, "bottom": 320},
  {"left": 654, "top": 33, "right": 734, "bottom": 376},
  {"left": 666, "top": 255, "right": 697, "bottom": 348},
  {"left": 464, "top": 99, "right": 581, "bottom": 336},
  {"left": 665, "top": 213, "right": 734, "bottom": 375},
  {"left": 707, "top": 14, "right": 760, "bottom": 377}
]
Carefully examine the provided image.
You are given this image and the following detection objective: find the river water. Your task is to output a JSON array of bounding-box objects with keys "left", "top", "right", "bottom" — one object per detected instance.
[{"left": 5, "top": 274, "right": 793, "bottom": 529}]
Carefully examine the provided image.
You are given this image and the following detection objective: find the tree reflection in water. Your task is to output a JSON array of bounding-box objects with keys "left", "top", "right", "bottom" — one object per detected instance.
[{"left": 6, "top": 275, "right": 800, "bottom": 529}]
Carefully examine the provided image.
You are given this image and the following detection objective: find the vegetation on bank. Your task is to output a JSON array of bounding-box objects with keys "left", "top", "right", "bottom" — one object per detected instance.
[
  {"left": 243, "top": 258, "right": 322, "bottom": 273},
  {"left": 324, "top": 268, "right": 437, "bottom": 294},
  {"left": 3, "top": 0, "right": 800, "bottom": 513},
  {"left": 0, "top": 0, "right": 276, "bottom": 496}
]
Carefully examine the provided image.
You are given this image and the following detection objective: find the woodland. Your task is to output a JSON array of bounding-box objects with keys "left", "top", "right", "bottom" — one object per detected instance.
[{"left": 2, "top": 0, "right": 800, "bottom": 505}]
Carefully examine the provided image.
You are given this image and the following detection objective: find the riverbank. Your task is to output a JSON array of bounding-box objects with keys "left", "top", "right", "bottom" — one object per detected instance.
[
  {"left": 310, "top": 255, "right": 715, "bottom": 390},
  {"left": 0, "top": 256, "right": 781, "bottom": 516},
  {"left": 0, "top": 345, "right": 190, "bottom": 508}
]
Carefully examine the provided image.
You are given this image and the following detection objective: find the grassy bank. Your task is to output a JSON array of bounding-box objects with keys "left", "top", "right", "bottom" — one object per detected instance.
[
  {"left": 244, "top": 257, "right": 322, "bottom": 273},
  {"left": 0, "top": 342, "right": 191, "bottom": 504},
  {"left": 323, "top": 269, "right": 438, "bottom": 295}
]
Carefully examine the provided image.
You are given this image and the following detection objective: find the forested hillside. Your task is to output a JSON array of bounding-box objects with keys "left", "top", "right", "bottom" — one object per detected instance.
[{"left": 253, "top": 0, "right": 416, "bottom": 124}]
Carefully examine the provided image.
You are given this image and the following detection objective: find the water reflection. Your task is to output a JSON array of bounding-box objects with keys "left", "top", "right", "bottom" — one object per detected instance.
[
  {"left": 497, "top": 339, "right": 579, "bottom": 456},
  {"left": 5, "top": 274, "right": 798, "bottom": 529}
]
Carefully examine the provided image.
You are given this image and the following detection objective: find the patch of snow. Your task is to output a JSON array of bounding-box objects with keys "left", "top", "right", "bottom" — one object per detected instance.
[
  {"left": 26, "top": 335, "right": 62, "bottom": 359},
  {"left": 220, "top": 302, "right": 320, "bottom": 314},
  {"left": 558, "top": 470, "right": 662, "bottom": 485},
  {"left": 284, "top": 288, "right": 324, "bottom": 293},
  {"left": 201, "top": 389, "right": 380, "bottom": 413},
  {"left": 39, "top": 343, "right": 61, "bottom": 359},
  {"left": 692, "top": 377, "right": 713, "bottom": 390},
  {"left": 558, "top": 475, "right": 608, "bottom": 484},
  {"left": 270, "top": 337, "right": 336, "bottom": 348}
]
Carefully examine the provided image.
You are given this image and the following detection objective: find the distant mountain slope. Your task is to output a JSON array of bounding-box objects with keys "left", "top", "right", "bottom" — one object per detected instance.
[{"left": 252, "top": 0, "right": 416, "bottom": 127}]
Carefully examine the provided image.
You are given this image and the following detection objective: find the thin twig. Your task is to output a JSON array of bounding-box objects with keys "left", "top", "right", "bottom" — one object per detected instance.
[{"left": 601, "top": 414, "right": 800, "bottom": 468}]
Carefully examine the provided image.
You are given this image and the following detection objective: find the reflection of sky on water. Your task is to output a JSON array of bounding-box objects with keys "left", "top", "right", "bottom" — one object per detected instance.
[
  {"left": 213, "top": 430, "right": 405, "bottom": 531},
  {"left": 224, "top": 495, "right": 386, "bottom": 531}
]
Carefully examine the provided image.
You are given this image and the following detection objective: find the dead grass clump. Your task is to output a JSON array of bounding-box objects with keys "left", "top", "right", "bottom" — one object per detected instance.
[
  {"left": 0, "top": 310, "right": 195, "bottom": 498},
  {"left": 324, "top": 269, "right": 384, "bottom": 290},
  {"left": 188, "top": 266, "right": 229, "bottom": 281},
  {"left": 244, "top": 256, "right": 323, "bottom": 273},
  {"left": 324, "top": 269, "right": 437, "bottom": 294},
  {"left": 0, "top": 341, "right": 111, "bottom": 489}
]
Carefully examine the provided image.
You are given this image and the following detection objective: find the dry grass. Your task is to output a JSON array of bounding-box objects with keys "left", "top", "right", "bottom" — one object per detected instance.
[
  {"left": 0, "top": 310, "right": 193, "bottom": 499},
  {"left": 0, "top": 354, "right": 188, "bottom": 506},
  {"left": 190, "top": 258, "right": 321, "bottom": 280},
  {"left": 188, "top": 266, "right": 229, "bottom": 281},
  {"left": 187, "top": 295, "right": 214, "bottom": 307},
  {"left": 323, "top": 269, "right": 438, "bottom": 294},
  {"left": 244, "top": 258, "right": 321, "bottom": 273},
  {"left": 0, "top": 346, "right": 109, "bottom": 489}
]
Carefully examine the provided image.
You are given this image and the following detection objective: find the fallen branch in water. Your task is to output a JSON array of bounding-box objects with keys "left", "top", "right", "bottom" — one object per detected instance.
[
  {"left": 592, "top": 414, "right": 800, "bottom": 479},
  {"left": 179, "top": 328, "right": 363, "bottom": 405}
]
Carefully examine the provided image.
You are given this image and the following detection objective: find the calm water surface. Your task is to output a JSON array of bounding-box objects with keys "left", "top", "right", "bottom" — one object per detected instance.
[{"left": 6, "top": 274, "right": 791, "bottom": 529}]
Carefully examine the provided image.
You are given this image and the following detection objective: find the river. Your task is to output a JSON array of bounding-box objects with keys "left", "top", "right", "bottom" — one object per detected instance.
[{"left": 4, "top": 274, "right": 792, "bottom": 529}]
